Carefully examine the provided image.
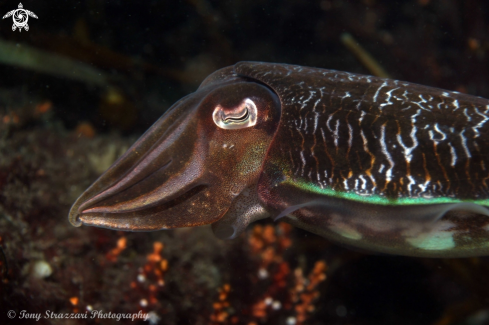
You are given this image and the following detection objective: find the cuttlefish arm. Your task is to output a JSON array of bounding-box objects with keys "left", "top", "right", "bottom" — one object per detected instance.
[{"left": 70, "top": 61, "right": 489, "bottom": 258}]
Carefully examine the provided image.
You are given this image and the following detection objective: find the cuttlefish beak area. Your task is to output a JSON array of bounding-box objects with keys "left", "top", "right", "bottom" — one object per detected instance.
[{"left": 68, "top": 77, "right": 281, "bottom": 231}]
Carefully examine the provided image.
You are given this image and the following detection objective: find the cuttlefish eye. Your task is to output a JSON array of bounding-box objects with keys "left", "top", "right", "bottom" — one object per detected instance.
[{"left": 212, "top": 98, "right": 258, "bottom": 129}]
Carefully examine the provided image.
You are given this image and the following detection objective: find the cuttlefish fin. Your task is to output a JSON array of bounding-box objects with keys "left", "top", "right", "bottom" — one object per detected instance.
[{"left": 212, "top": 184, "right": 269, "bottom": 239}]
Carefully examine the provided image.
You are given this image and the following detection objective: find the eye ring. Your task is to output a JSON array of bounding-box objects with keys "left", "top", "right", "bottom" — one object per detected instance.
[{"left": 212, "top": 98, "right": 258, "bottom": 129}]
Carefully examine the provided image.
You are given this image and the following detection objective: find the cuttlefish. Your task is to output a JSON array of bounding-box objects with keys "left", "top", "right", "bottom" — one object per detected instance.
[{"left": 69, "top": 62, "right": 489, "bottom": 258}]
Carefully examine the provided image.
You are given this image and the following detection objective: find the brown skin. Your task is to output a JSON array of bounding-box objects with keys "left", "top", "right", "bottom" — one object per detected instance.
[{"left": 69, "top": 78, "right": 280, "bottom": 231}]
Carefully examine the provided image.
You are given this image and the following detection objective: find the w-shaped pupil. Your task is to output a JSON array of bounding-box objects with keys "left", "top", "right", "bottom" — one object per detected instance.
[{"left": 222, "top": 107, "right": 249, "bottom": 123}]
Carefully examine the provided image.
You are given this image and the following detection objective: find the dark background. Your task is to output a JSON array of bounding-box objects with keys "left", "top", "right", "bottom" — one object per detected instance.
[
  {"left": 2, "top": 0, "right": 488, "bottom": 134},
  {"left": 0, "top": 1, "right": 489, "bottom": 325}
]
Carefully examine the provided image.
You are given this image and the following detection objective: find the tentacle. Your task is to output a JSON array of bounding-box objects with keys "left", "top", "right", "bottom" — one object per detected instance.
[{"left": 212, "top": 184, "right": 269, "bottom": 239}]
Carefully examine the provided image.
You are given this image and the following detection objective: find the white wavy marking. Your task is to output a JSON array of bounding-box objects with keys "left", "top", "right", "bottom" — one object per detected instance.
[
  {"left": 313, "top": 111, "right": 320, "bottom": 134},
  {"left": 428, "top": 123, "right": 447, "bottom": 143},
  {"left": 453, "top": 99, "right": 460, "bottom": 110},
  {"left": 378, "top": 164, "right": 385, "bottom": 174},
  {"left": 300, "top": 151, "right": 306, "bottom": 176},
  {"left": 359, "top": 110, "right": 366, "bottom": 123},
  {"left": 396, "top": 109, "right": 420, "bottom": 163},
  {"left": 318, "top": 87, "right": 326, "bottom": 97},
  {"left": 358, "top": 175, "right": 367, "bottom": 190},
  {"left": 434, "top": 124, "right": 446, "bottom": 140},
  {"left": 447, "top": 142, "right": 457, "bottom": 167},
  {"left": 407, "top": 175, "right": 416, "bottom": 195},
  {"left": 463, "top": 108, "right": 472, "bottom": 122},
  {"left": 472, "top": 106, "right": 489, "bottom": 138},
  {"left": 326, "top": 114, "right": 334, "bottom": 133},
  {"left": 320, "top": 128, "right": 332, "bottom": 183},
  {"left": 460, "top": 129, "right": 472, "bottom": 158},
  {"left": 300, "top": 91, "right": 315, "bottom": 111},
  {"left": 312, "top": 98, "right": 321, "bottom": 133},
  {"left": 402, "top": 90, "right": 409, "bottom": 101},
  {"left": 412, "top": 94, "right": 430, "bottom": 111},
  {"left": 373, "top": 81, "right": 388, "bottom": 102},
  {"left": 347, "top": 123, "right": 353, "bottom": 150},
  {"left": 360, "top": 130, "right": 377, "bottom": 192},
  {"left": 360, "top": 130, "right": 368, "bottom": 150},
  {"left": 418, "top": 179, "right": 430, "bottom": 193},
  {"left": 297, "top": 114, "right": 303, "bottom": 130},
  {"left": 379, "top": 87, "right": 399, "bottom": 110},
  {"left": 341, "top": 91, "right": 351, "bottom": 100},
  {"left": 380, "top": 124, "right": 394, "bottom": 182},
  {"left": 333, "top": 119, "right": 340, "bottom": 148}
]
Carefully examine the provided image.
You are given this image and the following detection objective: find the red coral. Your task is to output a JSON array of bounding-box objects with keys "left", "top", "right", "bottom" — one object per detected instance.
[{"left": 210, "top": 222, "right": 327, "bottom": 325}]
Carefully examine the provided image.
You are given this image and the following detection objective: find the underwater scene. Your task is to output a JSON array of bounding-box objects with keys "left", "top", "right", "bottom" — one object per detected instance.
[{"left": 1, "top": 1, "right": 489, "bottom": 324}]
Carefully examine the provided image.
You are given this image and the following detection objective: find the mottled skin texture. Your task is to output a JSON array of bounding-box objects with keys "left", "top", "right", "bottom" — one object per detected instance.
[
  {"left": 237, "top": 62, "right": 489, "bottom": 201},
  {"left": 70, "top": 62, "right": 489, "bottom": 257}
]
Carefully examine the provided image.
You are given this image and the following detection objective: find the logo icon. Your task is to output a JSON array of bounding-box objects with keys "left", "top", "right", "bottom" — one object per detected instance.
[{"left": 2, "top": 3, "right": 37, "bottom": 32}]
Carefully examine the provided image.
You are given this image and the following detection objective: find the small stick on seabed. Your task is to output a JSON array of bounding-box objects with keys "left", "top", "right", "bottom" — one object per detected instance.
[{"left": 341, "top": 33, "right": 391, "bottom": 79}]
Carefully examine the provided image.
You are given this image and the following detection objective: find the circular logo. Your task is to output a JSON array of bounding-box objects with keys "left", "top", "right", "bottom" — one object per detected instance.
[
  {"left": 2, "top": 3, "right": 38, "bottom": 32},
  {"left": 13, "top": 10, "right": 28, "bottom": 28}
]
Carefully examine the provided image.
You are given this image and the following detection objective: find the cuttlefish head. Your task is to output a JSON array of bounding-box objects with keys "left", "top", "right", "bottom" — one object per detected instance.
[{"left": 68, "top": 66, "right": 281, "bottom": 231}]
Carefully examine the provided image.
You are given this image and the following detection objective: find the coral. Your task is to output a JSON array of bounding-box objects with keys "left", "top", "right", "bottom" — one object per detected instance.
[
  {"left": 208, "top": 223, "right": 327, "bottom": 325},
  {"left": 106, "top": 236, "right": 127, "bottom": 262},
  {"left": 74, "top": 121, "right": 96, "bottom": 139},
  {"left": 289, "top": 260, "right": 327, "bottom": 325},
  {"left": 35, "top": 101, "right": 53, "bottom": 115},
  {"left": 133, "top": 241, "right": 168, "bottom": 308},
  {"left": 209, "top": 284, "right": 232, "bottom": 324}
]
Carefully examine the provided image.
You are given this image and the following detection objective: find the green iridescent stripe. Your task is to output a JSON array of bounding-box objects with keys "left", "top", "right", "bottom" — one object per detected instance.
[{"left": 285, "top": 179, "right": 489, "bottom": 206}]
